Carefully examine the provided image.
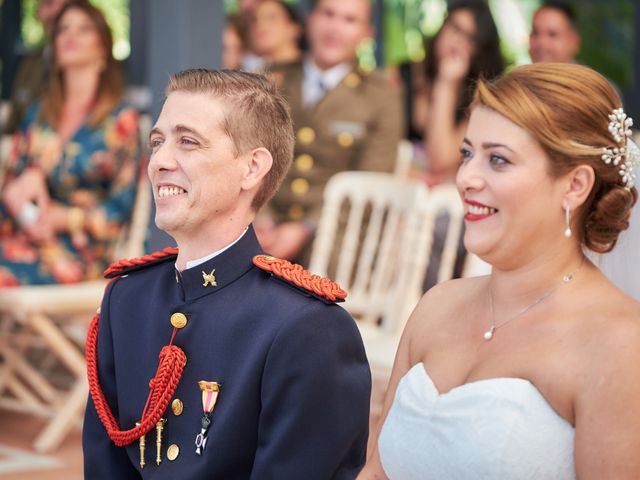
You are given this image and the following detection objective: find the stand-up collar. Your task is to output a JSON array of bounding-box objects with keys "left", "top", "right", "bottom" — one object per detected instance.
[{"left": 175, "top": 225, "right": 263, "bottom": 302}]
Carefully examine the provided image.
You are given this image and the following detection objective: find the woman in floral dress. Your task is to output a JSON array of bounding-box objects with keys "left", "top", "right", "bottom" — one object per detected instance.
[{"left": 0, "top": 1, "right": 142, "bottom": 286}]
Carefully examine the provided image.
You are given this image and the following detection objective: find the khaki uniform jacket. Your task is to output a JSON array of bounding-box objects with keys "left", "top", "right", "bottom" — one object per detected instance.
[{"left": 267, "top": 61, "right": 404, "bottom": 226}]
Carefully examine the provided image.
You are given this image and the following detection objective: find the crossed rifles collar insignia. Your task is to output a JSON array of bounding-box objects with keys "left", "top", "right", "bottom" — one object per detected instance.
[{"left": 202, "top": 269, "right": 217, "bottom": 288}]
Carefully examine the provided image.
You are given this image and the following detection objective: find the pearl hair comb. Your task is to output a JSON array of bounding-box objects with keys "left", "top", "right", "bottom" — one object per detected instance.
[{"left": 602, "top": 107, "right": 640, "bottom": 191}]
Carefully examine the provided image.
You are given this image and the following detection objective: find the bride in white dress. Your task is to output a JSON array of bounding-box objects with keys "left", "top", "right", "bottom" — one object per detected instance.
[{"left": 358, "top": 63, "right": 640, "bottom": 480}]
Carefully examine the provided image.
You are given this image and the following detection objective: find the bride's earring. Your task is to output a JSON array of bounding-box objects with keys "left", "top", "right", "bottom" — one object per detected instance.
[{"left": 564, "top": 205, "right": 572, "bottom": 238}]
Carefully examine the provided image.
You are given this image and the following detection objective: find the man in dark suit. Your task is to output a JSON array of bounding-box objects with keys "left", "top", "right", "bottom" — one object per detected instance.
[
  {"left": 258, "top": 0, "right": 404, "bottom": 265},
  {"left": 82, "top": 69, "right": 371, "bottom": 479}
]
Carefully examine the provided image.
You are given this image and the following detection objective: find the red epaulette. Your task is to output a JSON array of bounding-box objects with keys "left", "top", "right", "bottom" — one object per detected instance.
[
  {"left": 103, "top": 247, "right": 179, "bottom": 279},
  {"left": 252, "top": 254, "right": 347, "bottom": 303}
]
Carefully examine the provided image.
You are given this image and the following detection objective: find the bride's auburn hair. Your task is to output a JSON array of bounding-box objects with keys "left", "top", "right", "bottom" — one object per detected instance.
[{"left": 473, "top": 62, "right": 637, "bottom": 253}]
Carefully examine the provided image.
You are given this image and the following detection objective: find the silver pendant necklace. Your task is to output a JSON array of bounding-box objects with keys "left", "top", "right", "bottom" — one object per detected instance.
[{"left": 484, "top": 260, "right": 584, "bottom": 341}]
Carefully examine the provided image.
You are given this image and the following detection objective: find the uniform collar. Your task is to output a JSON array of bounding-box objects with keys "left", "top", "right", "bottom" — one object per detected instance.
[
  {"left": 183, "top": 227, "right": 248, "bottom": 270},
  {"left": 175, "top": 224, "right": 263, "bottom": 302}
]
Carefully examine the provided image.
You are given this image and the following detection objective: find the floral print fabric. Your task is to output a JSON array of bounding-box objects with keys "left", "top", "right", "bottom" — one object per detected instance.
[{"left": 0, "top": 102, "right": 142, "bottom": 286}]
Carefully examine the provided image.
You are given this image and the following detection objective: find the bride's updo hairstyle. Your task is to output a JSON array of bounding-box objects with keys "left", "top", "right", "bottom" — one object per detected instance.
[{"left": 473, "top": 63, "right": 637, "bottom": 253}]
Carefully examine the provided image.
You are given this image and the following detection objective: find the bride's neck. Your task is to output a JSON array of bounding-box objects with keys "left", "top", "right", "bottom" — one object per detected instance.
[{"left": 489, "top": 246, "right": 585, "bottom": 308}]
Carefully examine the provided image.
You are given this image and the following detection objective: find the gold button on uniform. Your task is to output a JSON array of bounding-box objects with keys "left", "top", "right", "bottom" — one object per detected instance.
[
  {"left": 288, "top": 205, "right": 304, "bottom": 220},
  {"left": 295, "top": 154, "right": 314, "bottom": 171},
  {"left": 345, "top": 72, "right": 361, "bottom": 88},
  {"left": 290, "top": 178, "right": 309, "bottom": 196},
  {"left": 297, "top": 127, "right": 315, "bottom": 145},
  {"left": 337, "top": 132, "right": 354, "bottom": 147},
  {"left": 171, "top": 398, "right": 183, "bottom": 416},
  {"left": 167, "top": 444, "right": 179, "bottom": 461},
  {"left": 170, "top": 313, "right": 188, "bottom": 329}
]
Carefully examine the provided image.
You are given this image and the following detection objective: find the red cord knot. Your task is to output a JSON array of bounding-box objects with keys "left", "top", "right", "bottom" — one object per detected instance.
[
  {"left": 86, "top": 309, "right": 187, "bottom": 447},
  {"left": 252, "top": 254, "right": 347, "bottom": 302}
]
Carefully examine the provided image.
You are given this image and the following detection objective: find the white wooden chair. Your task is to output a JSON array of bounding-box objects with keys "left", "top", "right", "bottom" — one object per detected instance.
[
  {"left": 309, "top": 174, "right": 466, "bottom": 399},
  {"left": 393, "top": 139, "right": 414, "bottom": 178},
  {"left": 0, "top": 173, "right": 151, "bottom": 453}
]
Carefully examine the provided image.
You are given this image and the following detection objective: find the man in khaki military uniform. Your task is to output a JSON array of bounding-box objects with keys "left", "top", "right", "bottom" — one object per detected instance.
[{"left": 258, "top": 0, "right": 403, "bottom": 264}]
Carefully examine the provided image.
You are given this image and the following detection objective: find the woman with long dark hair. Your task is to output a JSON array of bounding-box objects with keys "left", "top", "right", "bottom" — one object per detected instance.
[
  {"left": 412, "top": 1, "right": 504, "bottom": 185},
  {"left": 0, "top": 1, "right": 141, "bottom": 285}
]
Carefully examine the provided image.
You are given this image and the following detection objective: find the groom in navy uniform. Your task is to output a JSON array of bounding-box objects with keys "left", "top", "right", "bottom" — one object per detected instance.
[{"left": 82, "top": 69, "right": 371, "bottom": 479}]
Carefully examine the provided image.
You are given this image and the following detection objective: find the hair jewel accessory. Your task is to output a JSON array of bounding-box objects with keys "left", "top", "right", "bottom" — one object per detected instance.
[{"left": 602, "top": 107, "right": 639, "bottom": 191}]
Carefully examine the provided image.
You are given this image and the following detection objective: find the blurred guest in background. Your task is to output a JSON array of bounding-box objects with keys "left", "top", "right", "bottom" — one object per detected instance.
[
  {"left": 529, "top": 1, "right": 623, "bottom": 99},
  {"left": 529, "top": 1, "right": 580, "bottom": 64},
  {"left": 248, "top": 0, "right": 304, "bottom": 67},
  {"left": 412, "top": 1, "right": 503, "bottom": 186},
  {"left": 258, "top": 0, "right": 403, "bottom": 264},
  {"left": 0, "top": 1, "right": 141, "bottom": 286},
  {"left": 4, "top": 0, "right": 77, "bottom": 134},
  {"left": 223, "top": 15, "right": 248, "bottom": 70}
]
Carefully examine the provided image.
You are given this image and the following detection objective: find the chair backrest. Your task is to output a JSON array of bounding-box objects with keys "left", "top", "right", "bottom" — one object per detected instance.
[
  {"left": 310, "top": 172, "right": 465, "bottom": 333},
  {"left": 394, "top": 139, "right": 414, "bottom": 178},
  {"left": 112, "top": 113, "right": 153, "bottom": 260},
  {"left": 112, "top": 175, "right": 151, "bottom": 260},
  {"left": 424, "top": 184, "right": 466, "bottom": 284}
]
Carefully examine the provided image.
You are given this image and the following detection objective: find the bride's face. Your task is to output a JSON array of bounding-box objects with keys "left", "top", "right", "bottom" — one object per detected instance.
[{"left": 456, "top": 106, "right": 567, "bottom": 268}]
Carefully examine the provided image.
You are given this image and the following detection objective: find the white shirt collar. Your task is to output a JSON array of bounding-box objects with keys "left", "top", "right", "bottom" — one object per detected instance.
[
  {"left": 303, "top": 58, "right": 352, "bottom": 91},
  {"left": 180, "top": 227, "right": 249, "bottom": 271},
  {"left": 302, "top": 58, "right": 352, "bottom": 107}
]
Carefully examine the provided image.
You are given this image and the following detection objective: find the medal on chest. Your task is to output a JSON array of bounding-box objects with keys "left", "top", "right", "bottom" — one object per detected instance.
[{"left": 195, "top": 381, "right": 220, "bottom": 455}]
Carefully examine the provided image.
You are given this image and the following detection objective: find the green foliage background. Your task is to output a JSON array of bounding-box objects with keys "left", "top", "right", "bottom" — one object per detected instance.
[{"left": 575, "top": 2, "right": 634, "bottom": 89}]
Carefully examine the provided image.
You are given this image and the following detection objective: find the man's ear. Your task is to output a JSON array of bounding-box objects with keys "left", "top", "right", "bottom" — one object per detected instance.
[
  {"left": 563, "top": 164, "right": 595, "bottom": 211},
  {"left": 241, "top": 147, "right": 273, "bottom": 191}
]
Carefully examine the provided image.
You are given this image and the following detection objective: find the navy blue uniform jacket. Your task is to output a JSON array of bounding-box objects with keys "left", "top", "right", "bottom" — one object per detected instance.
[{"left": 83, "top": 226, "right": 371, "bottom": 479}]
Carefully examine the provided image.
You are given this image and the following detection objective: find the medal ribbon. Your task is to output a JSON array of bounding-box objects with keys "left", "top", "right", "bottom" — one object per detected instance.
[{"left": 199, "top": 381, "right": 220, "bottom": 414}]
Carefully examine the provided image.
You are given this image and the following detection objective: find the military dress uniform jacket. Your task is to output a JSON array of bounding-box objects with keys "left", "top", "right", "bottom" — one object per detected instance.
[
  {"left": 82, "top": 226, "right": 371, "bottom": 479},
  {"left": 267, "top": 61, "right": 404, "bottom": 226}
]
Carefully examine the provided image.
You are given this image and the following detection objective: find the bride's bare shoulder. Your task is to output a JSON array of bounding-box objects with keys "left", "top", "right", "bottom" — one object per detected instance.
[
  {"left": 406, "top": 275, "right": 487, "bottom": 332},
  {"left": 417, "top": 275, "right": 487, "bottom": 310}
]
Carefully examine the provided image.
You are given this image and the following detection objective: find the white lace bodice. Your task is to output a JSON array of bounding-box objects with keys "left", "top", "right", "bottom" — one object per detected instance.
[{"left": 378, "top": 363, "right": 576, "bottom": 479}]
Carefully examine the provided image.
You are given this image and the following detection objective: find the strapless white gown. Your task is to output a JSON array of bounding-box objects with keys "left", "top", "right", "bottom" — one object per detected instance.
[{"left": 378, "top": 363, "right": 575, "bottom": 479}]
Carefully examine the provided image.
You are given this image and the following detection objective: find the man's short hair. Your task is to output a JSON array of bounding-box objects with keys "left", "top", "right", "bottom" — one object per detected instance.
[
  {"left": 539, "top": 1, "right": 577, "bottom": 29},
  {"left": 166, "top": 69, "right": 294, "bottom": 210}
]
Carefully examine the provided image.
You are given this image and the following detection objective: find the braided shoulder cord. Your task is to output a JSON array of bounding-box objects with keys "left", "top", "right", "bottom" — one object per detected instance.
[
  {"left": 252, "top": 255, "right": 347, "bottom": 302},
  {"left": 103, "top": 247, "right": 179, "bottom": 278}
]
